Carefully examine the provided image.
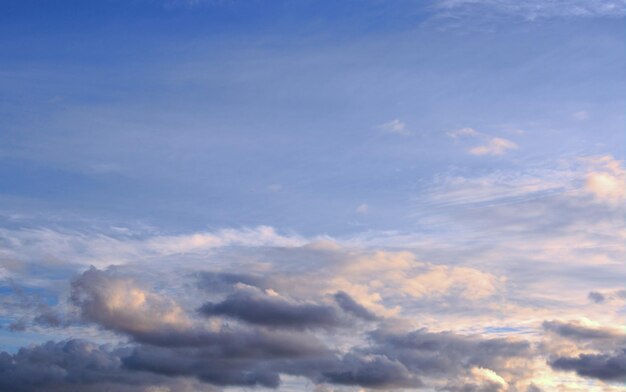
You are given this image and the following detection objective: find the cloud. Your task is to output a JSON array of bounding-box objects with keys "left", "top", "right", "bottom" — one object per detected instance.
[
  {"left": 3, "top": 265, "right": 545, "bottom": 390},
  {"left": 320, "top": 353, "right": 422, "bottom": 388},
  {"left": 447, "top": 127, "right": 480, "bottom": 138},
  {"left": 544, "top": 320, "right": 626, "bottom": 382},
  {"left": 0, "top": 339, "right": 216, "bottom": 392},
  {"left": 355, "top": 203, "right": 368, "bottom": 214},
  {"left": 583, "top": 155, "right": 626, "bottom": 204},
  {"left": 199, "top": 285, "right": 344, "bottom": 330},
  {"left": 469, "top": 137, "right": 518, "bottom": 156},
  {"left": 379, "top": 119, "right": 410, "bottom": 135},
  {"left": 550, "top": 351, "right": 626, "bottom": 381},
  {"left": 70, "top": 267, "right": 193, "bottom": 338},
  {"left": 333, "top": 291, "right": 378, "bottom": 321},
  {"left": 542, "top": 320, "right": 626, "bottom": 345},
  {"left": 434, "top": 0, "right": 626, "bottom": 21},
  {"left": 0, "top": 225, "right": 306, "bottom": 271},
  {"left": 588, "top": 291, "right": 605, "bottom": 303},
  {"left": 572, "top": 111, "right": 589, "bottom": 120},
  {"left": 445, "top": 127, "right": 518, "bottom": 156}
]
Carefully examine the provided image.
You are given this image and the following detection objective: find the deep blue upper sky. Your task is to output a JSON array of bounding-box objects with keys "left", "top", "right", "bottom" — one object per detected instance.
[{"left": 1, "top": 0, "right": 624, "bottom": 236}]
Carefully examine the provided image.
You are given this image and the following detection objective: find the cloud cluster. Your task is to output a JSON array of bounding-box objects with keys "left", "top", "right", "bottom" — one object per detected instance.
[
  {"left": 543, "top": 320, "right": 626, "bottom": 382},
  {"left": 0, "top": 266, "right": 540, "bottom": 391}
]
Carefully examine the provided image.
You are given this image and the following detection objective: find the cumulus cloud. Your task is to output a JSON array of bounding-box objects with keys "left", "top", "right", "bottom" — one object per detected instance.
[
  {"left": 583, "top": 155, "right": 626, "bottom": 204},
  {"left": 70, "top": 267, "right": 193, "bottom": 339},
  {"left": 0, "top": 265, "right": 549, "bottom": 390}
]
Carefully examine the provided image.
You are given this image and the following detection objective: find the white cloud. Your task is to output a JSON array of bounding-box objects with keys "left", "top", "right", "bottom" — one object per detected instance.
[
  {"left": 379, "top": 119, "right": 410, "bottom": 135},
  {"left": 583, "top": 155, "right": 626, "bottom": 203},
  {"left": 355, "top": 203, "right": 369, "bottom": 214},
  {"left": 267, "top": 184, "right": 283, "bottom": 192},
  {"left": 435, "top": 0, "right": 626, "bottom": 20},
  {"left": 447, "top": 127, "right": 480, "bottom": 138},
  {"left": 469, "top": 137, "right": 518, "bottom": 156},
  {"left": 572, "top": 111, "right": 589, "bottom": 120}
]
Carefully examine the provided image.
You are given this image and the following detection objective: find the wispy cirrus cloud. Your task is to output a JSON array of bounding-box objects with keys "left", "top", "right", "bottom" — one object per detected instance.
[
  {"left": 434, "top": 0, "right": 626, "bottom": 21},
  {"left": 446, "top": 127, "right": 518, "bottom": 156},
  {"left": 469, "top": 137, "right": 518, "bottom": 156}
]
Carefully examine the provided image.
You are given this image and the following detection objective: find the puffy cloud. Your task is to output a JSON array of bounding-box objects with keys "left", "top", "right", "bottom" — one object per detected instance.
[
  {"left": 70, "top": 267, "right": 193, "bottom": 338},
  {"left": 6, "top": 265, "right": 545, "bottom": 390},
  {"left": 583, "top": 155, "right": 626, "bottom": 204}
]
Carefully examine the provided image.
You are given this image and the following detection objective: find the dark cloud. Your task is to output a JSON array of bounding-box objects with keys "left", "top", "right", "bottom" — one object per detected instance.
[
  {"left": 544, "top": 320, "right": 626, "bottom": 382},
  {"left": 333, "top": 291, "right": 378, "bottom": 321},
  {"left": 442, "top": 381, "right": 506, "bottom": 392},
  {"left": 365, "top": 327, "right": 531, "bottom": 377},
  {"left": 0, "top": 339, "right": 215, "bottom": 392},
  {"left": 199, "top": 287, "right": 343, "bottom": 329},
  {"left": 320, "top": 353, "right": 422, "bottom": 388},
  {"left": 588, "top": 291, "right": 605, "bottom": 303},
  {"left": 550, "top": 350, "right": 626, "bottom": 381},
  {"left": 542, "top": 320, "right": 626, "bottom": 346}
]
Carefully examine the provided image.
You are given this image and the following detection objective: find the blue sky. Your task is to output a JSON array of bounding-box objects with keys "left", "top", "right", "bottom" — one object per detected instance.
[{"left": 0, "top": 1, "right": 625, "bottom": 391}]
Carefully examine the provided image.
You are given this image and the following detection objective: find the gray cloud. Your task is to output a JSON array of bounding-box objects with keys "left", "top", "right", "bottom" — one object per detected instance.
[
  {"left": 365, "top": 327, "right": 531, "bottom": 378},
  {"left": 550, "top": 350, "right": 626, "bottom": 381},
  {"left": 320, "top": 353, "right": 422, "bottom": 388},
  {"left": 0, "top": 339, "right": 215, "bottom": 392},
  {"left": 543, "top": 320, "right": 626, "bottom": 343},
  {"left": 333, "top": 291, "right": 378, "bottom": 321},
  {"left": 199, "top": 287, "right": 344, "bottom": 330},
  {"left": 544, "top": 320, "right": 626, "bottom": 382},
  {"left": 588, "top": 291, "right": 605, "bottom": 303},
  {"left": 5, "top": 266, "right": 545, "bottom": 390}
]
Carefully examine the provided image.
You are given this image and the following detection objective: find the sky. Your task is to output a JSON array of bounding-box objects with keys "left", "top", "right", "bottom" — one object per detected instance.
[{"left": 0, "top": 0, "right": 625, "bottom": 391}]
